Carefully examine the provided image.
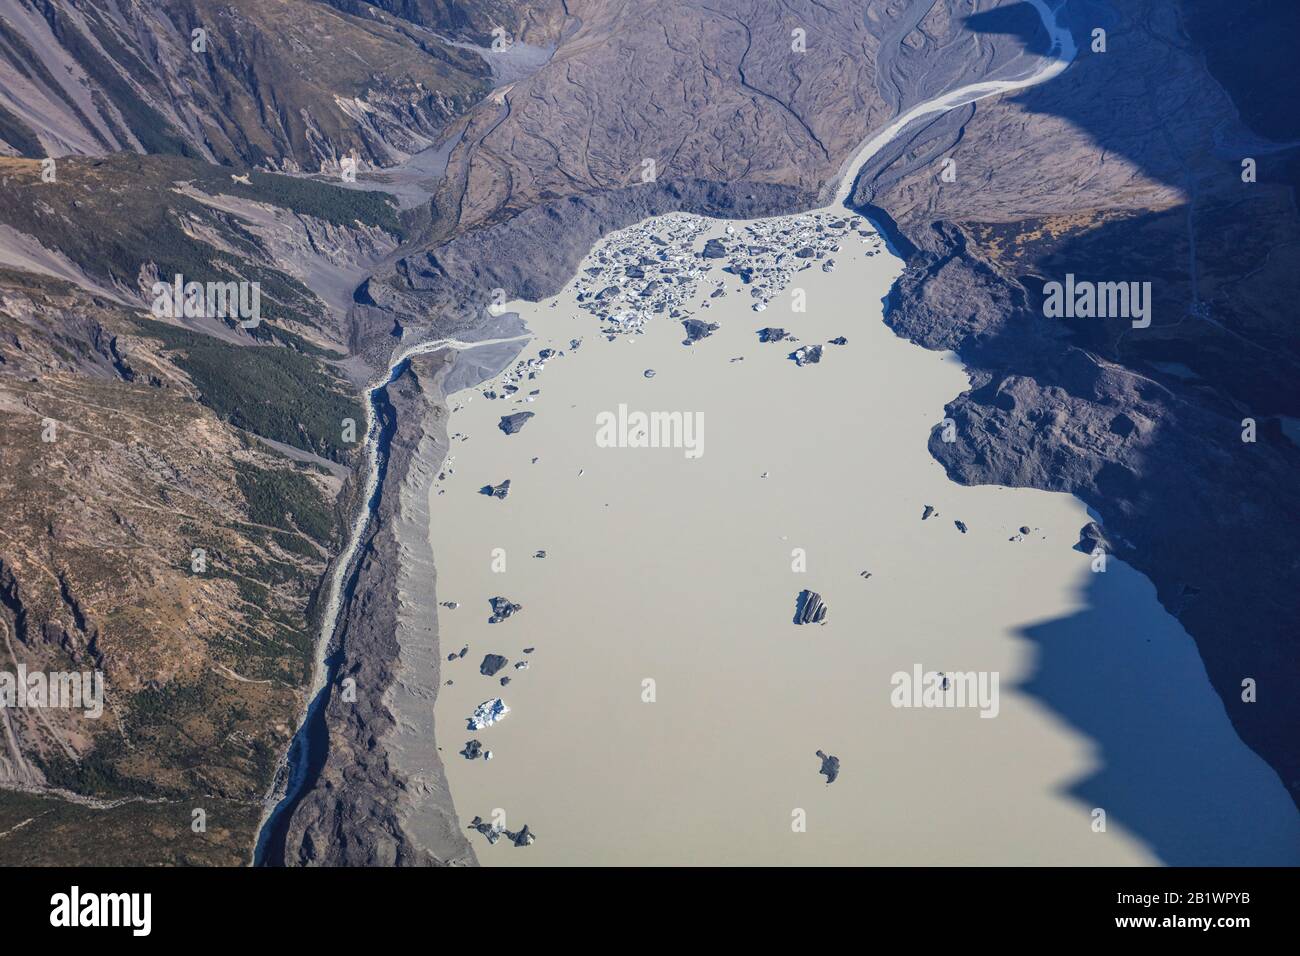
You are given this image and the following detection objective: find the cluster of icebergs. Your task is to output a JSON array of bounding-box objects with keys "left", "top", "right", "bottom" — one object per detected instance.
[{"left": 560, "top": 211, "right": 883, "bottom": 340}]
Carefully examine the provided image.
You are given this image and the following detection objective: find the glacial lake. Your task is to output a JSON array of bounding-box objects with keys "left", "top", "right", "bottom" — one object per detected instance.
[{"left": 427, "top": 211, "right": 1300, "bottom": 865}]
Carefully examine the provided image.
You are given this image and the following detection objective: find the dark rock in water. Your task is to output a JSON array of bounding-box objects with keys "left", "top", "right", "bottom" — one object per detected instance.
[
  {"left": 1074, "top": 521, "right": 1112, "bottom": 554},
  {"left": 458, "top": 646, "right": 468, "bottom": 659},
  {"left": 790, "top": 344, "right": 822, "bottom": 366},
  {"left": 710, "top": 287, "right": 726, "bottom": 298},
  {"left": 460, "top": 740, "right": 484, "bottom": 760},
  {"left": 794, "top": 589, "right": 828, "bottom": 625},
  {"left": 816, "top": 749, "right": 840, "bottom": 784},
  {"left": 488, "top": 596, "right": 522, "bottom": 624},
  {"left": 533, "top": 550, "right": 547, "bottom": 558},
  {"left": 499, "top": 676, "right": 511, "bottom": 686},
  {"left": 498, "top": 412, "right": 535, "bottom": 435},
  {"left": 481, "top": 480, "right": 511, "bottom": 499},
  {"left": 1019, "top": 526, "right": 1032, "bottom": 535},
  {"left": 480, "top": 654, "right": 508, "bottom": 677},
  {"left": 523, "top": 646, "right": 535, "bottom": 654},
  {"left": 757, "top": 327, "right": 789, "bottom": 343},
  {"left": 795, "top": 246, "right": 815, "bottom": 258},
  {"left": 954, "top": 520, "right": 968, "bottom": 533},
  {"left": 829, "top": 336, "right": 848, "bottom": 345},
  {"left": 643, "top": 369, "right": 656, "bottom": 378},
  {"left": 922, "top": 505, "right": 936, "bottom": 520},
  {"left": 702, "top": 238, "right": 727, "bottom": 258},
  {"left": 467, "top": 815, "right": 535, "bottom": 847},
  {"left": 467, "top": 816, "right": 502, "bottom": 845},
  {"left": 624, "top": 265, "right": 645, "bottom": 279},
  {"left": 682, "top": 318, "right": 719, "bottom": 344}
]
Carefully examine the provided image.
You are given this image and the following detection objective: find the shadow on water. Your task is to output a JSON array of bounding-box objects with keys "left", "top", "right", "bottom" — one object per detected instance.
[
  {"left": 857, "top": 0, "right": 1300, "bottom": 836},
  {"left": 254, "top": 361, "right": 409, "bottom": 866},
  {"left": 1015, "top": 561, "right": 1300, "bottom": 864}
]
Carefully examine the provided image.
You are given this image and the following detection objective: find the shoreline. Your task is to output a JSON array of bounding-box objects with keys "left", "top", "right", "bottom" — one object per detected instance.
[{"left": 427, "top": 209, "right": 1300, "bottom": 865}]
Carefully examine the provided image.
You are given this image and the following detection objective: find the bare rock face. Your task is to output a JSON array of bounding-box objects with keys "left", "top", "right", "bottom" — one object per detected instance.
[
  {"left": 794, "top": 590, "right": 828, "bottom": 626},
  {"left": 0, "top": 0, "right": 497, "bottom": 169},
  {"left": 858, "top": 0, "right": 1300, "bottom": 807},
  {"left": 438, "top": 0, "right": 1045, "bottom": 231}
]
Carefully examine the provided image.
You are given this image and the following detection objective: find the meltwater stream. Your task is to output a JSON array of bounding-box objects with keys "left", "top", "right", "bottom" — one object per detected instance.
[{"left": 254, "top": 335, "right": 526, "bottom": 866}]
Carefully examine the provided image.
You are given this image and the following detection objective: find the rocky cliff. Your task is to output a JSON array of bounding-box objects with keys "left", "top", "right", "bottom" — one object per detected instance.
[{"left": 851, "top": 0, "right": 1300, "bottom": 805}]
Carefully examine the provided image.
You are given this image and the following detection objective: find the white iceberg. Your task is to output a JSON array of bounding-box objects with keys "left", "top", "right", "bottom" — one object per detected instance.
[{"left": 468, "top": 698, "right": 510, "bottom": 730}]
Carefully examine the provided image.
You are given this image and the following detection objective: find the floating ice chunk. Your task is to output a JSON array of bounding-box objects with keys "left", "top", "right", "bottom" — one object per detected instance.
[{"left": 468, "top": 698, "right": 510, "bottom": 730}]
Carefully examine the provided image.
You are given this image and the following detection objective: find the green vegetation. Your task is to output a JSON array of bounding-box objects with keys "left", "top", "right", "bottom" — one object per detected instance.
[
  {"left": 134, "top": 317, "right": 362, "bottom": 462},
  {"left": 194, "top": 169, "right": 408, "bottom": 240},
  {"left": 234, "top": 461, "right": 336, "bottom": 546}
]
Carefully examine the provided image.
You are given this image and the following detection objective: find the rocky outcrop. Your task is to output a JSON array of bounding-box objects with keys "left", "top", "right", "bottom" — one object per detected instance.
[
  {"left": 858, "top": 0, "right": 1300, "bottom": 807},
  {"left": 0, "top": 0, "right": 494, "bottom": 169}
]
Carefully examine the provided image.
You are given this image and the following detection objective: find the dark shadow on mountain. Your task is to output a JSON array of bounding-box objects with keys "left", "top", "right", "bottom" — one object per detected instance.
[
  {"left": 857, "top": 0, "right": 1300, "bottom": 825},
  {"left": 962, "top": 2, "right": 1054, "bottom": 57}
]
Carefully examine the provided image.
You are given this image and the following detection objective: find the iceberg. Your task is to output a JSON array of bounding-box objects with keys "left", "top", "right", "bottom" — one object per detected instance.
[{"left": 468, "top": 698, "right": 510, "bottom": 730}]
